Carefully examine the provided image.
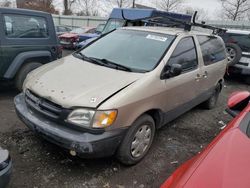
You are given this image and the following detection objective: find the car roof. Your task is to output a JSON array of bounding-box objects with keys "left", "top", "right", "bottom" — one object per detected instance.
[
  {"left": 120, "top": 26, "right": 214, "bottom": 36},
  {"left": 227, "top": 29, "right": 250, "bottom": 35},
  {"left": 0, "top": 7, "right": 50, "bottom": 16}
]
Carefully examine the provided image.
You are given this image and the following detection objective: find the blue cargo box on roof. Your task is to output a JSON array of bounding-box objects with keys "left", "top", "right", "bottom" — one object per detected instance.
[
  {"left": 109, "top": 8, "right": 192, "bottom": 23},
  {"left": 76, "top": 8, "right": 192, "bottom": 49}
]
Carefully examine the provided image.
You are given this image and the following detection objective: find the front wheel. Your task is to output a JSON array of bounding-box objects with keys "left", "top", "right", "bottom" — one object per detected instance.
[
  {"left": 15, "top": 62, "right": 42, "bottom": 91},
  {"left": 116, "top": 114, "right": 155, "bottom": 165}
]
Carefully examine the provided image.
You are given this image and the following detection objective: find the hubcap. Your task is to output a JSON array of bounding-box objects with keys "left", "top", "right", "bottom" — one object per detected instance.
[
  {"left": 226, "top": 47, "right": 236, "bottom": 63},
  {"left": 131, "top": 125, "right": 152, "bottom": 158}
]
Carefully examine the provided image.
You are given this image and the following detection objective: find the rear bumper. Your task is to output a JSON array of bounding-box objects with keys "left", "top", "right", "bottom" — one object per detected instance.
[
  {"left": 14, "top": 93, "right": 127, "bottom": 158},
  {"left": 229, "top": 55, "right": 250, "bottom": 75},
  {"left": 0, "top": 161, "right": 12, "bottom": 188}
]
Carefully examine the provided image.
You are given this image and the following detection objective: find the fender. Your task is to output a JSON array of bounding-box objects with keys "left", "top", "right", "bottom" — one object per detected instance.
[{"left": 3, "top": 51, "right": 52, "bottom": 79}]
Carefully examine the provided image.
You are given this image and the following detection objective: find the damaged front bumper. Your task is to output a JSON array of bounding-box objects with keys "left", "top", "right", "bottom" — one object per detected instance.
[{"left": 14, "top": 93, "right": 127, "bottom": 158}]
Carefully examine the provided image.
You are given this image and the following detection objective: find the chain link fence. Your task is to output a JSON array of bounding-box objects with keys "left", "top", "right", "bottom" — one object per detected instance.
[{"left": 52, "top": 14, "right": 250, "bottom": 30}]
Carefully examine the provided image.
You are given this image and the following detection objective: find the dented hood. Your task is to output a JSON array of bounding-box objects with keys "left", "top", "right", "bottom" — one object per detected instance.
[{"left": 25, "top": 55, "right": 142, "bottom": 108}]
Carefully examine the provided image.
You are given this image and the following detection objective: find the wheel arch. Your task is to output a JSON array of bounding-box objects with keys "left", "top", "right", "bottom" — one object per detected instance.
[{"left": 3, "top": 51, "right": 51, "bottom": 79}]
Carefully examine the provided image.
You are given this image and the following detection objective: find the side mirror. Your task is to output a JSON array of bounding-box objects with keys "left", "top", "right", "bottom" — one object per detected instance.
[
  {"left": 226, "top": 91, "right": 250, "bottom": 117},
  {"left": 161, "top": 64, "right": 182, "bottom": 79}
]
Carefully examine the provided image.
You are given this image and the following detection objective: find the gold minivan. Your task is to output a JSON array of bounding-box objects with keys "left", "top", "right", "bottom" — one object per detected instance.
[{"left": 15, "top": 27, "right": 227, "bottom": 165}]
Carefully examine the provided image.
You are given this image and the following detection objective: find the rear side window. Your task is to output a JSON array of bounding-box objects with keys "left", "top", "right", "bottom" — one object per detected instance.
[
  {"left": 197, "top": 36, "right": 226, "bottom": 66},
  {"left": 3, "top": 14, "right": 48, "bottom": 38},
  {"left": 168, "top": 37, "right": 198, "bottom": 72},
  {"left": 225, "top": 33, "right": 250, "bottom": 52}
]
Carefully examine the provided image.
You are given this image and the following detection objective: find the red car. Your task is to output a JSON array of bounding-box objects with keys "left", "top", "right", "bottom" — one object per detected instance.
[
  {"left": 59, "top": 27, "right": 95, "bottom": 49},
  {"left": 161, "top": 91, "right": 250, "bottom": 188}
]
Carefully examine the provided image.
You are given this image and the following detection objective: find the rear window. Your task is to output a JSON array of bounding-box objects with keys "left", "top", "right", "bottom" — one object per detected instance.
[
  {"left": 197, "top": 36, "right": 226, "bottom": 66},
  {"left": 3, "top": 14, "right": 48, "bottom": 38},
  {"left": 223, "top": 33, "right": 250, "bottom": 52}
]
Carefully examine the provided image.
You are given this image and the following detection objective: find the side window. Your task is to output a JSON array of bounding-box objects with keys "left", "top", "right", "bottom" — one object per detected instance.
[
  {"left": 168, "top": 37, "right": 198, "bottom": 72},
  {"left": 3, "top": 14, "right": 48, "bottom": 38},
  {"left": 197, "top": 36, "right": 226, "bottom": 66}
]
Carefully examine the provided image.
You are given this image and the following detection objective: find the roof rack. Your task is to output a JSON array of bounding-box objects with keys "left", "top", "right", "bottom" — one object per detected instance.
[{"left": 121, "top": 10, "right": 227, "bottom": 35}]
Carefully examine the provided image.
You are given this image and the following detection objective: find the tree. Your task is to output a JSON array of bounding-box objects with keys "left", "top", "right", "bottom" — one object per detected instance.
[
  {"left": 63, "top": 0, "right": 76, "bottom": 15},
  {"left": 182, "top": 7, "right": 209, "bottom": 20},
  {"left": 100, "top": 0, "right": 133, "bottom": 16},
  {"left": 107, "top": 0, "right": 133, "bottom": 8},
  {"left": 74, "top": 0, "right": 99, "bottom": 16},
  {"left": 0, "top": 0, "right": 12, "bottom": 7},
  {"left": 220, "top": 0, "right": 250, "bottom": 20},
  {"left": 156, "top": 0, "right": 184, "bottom": 12},
  {"left": 18, "top": 0, "right": 58, "bottom": 14}
]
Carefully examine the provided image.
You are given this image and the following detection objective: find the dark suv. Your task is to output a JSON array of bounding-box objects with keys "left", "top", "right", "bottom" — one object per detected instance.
[
  {"left": 0, "top": 8, "right": 62, "bottom": 90},
  {"left": 220, "top": 30, "right": 250, "bottom": 83}
]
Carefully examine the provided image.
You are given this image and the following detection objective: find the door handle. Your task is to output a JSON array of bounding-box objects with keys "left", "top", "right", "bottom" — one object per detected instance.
[
  {"left": 195, "top": 74, "right": 201, "bottom": 81},
  {"left": 203, "top": 71, "right": 208, "bottom": 79}
]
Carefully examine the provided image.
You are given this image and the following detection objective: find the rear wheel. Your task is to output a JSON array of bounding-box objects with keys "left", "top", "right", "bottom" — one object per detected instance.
[
  {"left": 226, "top": 43, "right": 242, "bottom": 66},
  {"left": 116, "top": 114, "right": 155, "bottom": 165},
  {"left": 203, "top": 84, "right": 221, "bottom": 109},
  {"left": 15, "top": 62, "right": 42, "bottom": 91}
]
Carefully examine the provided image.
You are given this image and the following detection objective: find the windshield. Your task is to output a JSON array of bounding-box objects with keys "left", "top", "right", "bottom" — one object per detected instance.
[
  {"left": 80, "top": 29, "right": 175, "bottom": 72},
  {"left": 96, "top": 24, "right": 105, "bottom": 33},
  {"left": 102, "top": 19, "right": 125, "bottom": 34}
]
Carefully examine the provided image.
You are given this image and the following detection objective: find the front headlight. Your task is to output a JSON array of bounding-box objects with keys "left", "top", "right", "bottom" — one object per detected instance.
[
  {"left": 67, "top": 109, "right": 95, "bottom": 127},
  {"left": 67, "top": 109, "right": 117, "bottom": 128}
]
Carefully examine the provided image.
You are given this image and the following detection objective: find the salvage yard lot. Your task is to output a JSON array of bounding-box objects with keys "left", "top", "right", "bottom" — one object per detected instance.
[{"left": 0, "top": 50, "right": 249, "bottom": 188}]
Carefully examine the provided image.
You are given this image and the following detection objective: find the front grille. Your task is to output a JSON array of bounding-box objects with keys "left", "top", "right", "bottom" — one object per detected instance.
[{"left": 25, "top": 90, "right": 63, "bottom": 120}]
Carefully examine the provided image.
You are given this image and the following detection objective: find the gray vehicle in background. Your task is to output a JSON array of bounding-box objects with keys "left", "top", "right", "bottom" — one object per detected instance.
[
  {"left": 220, "top": 30, "right": 250, "bottom": 84},
  {"left": 0, "top": 148, "right": 11, "bottom": 188}
]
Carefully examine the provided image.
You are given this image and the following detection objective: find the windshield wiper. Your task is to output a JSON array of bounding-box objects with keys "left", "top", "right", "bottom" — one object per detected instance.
[
  {"left": 91, "top": 58, "right": 133, "bottom": 72},
  {"left": 74, "top": 52, "right": 105, "bottom": 66}
]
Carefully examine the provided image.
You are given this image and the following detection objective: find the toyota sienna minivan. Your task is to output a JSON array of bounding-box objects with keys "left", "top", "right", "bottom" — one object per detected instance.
[{"left": 15, "top": 27, "right": 227, "bottom": 165}]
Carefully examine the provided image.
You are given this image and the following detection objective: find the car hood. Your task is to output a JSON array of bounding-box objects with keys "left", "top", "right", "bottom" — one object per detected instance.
[
  {"left": 25, "top": 55, "right": 143, "bottom": 109},
  {"left": 184, "top": 128, "right": 250, "bottom": 188}
]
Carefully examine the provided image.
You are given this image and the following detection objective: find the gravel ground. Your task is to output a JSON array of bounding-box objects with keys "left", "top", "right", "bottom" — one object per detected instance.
[{"left": 0, "top": 51, "right": 249, "bottom": 188}]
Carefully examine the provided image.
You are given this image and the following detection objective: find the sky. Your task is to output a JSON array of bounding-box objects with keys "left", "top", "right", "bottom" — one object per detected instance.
[
  {"left": 137, "top": 0, "right": 222, "bottom": 19},
  {"left": 51, "top": 0, "right": 223, "bottom": 19}
]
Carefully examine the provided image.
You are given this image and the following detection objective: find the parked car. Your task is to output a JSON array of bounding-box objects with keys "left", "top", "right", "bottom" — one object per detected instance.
[
  {"left": 0, "top": 147, "right": 12, "bottom": 188},
  {"left": 161, "top": 91, "right": 250, "bottom": 188},
  {"left": 14, "top": 26, "right": 227, "bottom": 165},
  {"left": 55, "top": 25, "right": 72, "bottom": 36},
  {"left": 77, "top": 8, "right": 192, "bottom": 48},
  {"left": 59, "top": 27, "right": 97, "bottom": 49},
  {"left": 220, "top": 30, "right": 250, "bottom": 84},
  {"left": 0, "top": 8, "right": 62, "bottom": 91},
  {"left": 76, "top": 23, "right": 105, "bottom": 49}
]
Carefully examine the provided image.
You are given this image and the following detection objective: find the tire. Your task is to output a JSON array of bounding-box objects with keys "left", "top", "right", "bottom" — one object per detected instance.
[
  {"left": 203, "top": 84, "right": 221, "bottom": 109},
  {"left": 15, "top": 62, "right": 42, "bottom": 91},
  {"left": 116, "top": 114, "right": 155, "bottom": 165},
  {"left": 226, "top": 43, "right": 242, "bottom": 66}
]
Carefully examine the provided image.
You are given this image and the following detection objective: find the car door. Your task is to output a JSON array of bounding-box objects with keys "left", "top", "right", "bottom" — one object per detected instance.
[
  {"left": 160, "top": 36, "right": 203, "bottom": 122},
  {"left": 196, "top": 35, "right": 227, "bottom": 93}
]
